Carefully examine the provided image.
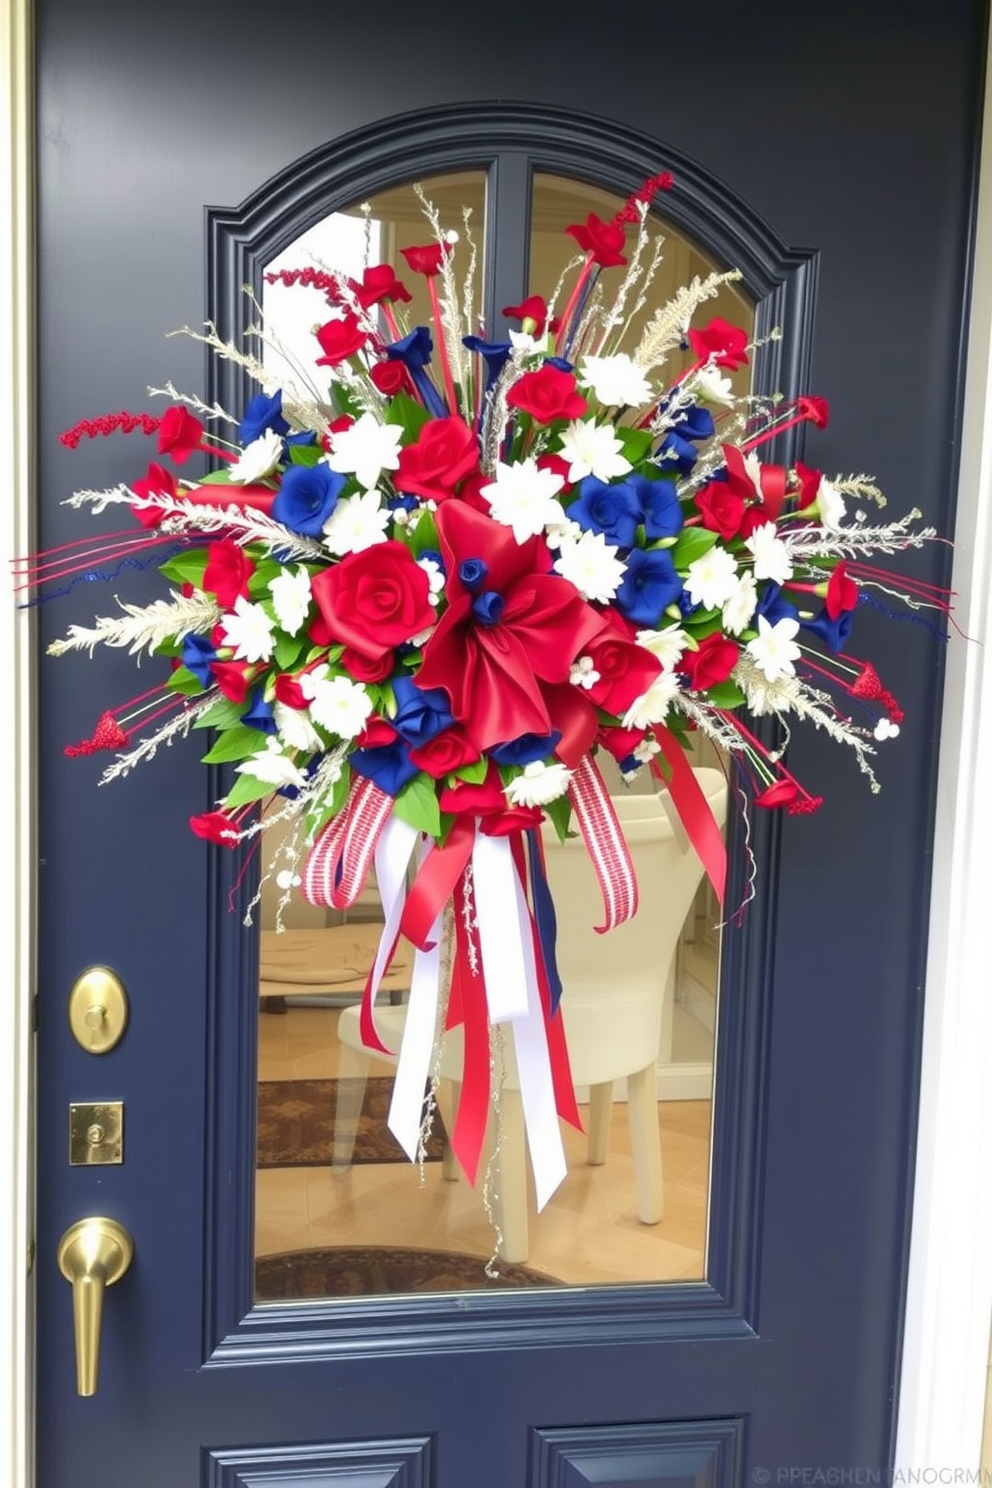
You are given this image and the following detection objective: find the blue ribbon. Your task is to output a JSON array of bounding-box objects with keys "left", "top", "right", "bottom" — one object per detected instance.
[{"left": 526, "top": 828, "right": 563, "bottom": 1016}]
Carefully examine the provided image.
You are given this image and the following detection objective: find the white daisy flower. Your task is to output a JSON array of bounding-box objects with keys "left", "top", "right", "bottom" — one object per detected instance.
[
  {"left": 268, "top": 566, "right": 312, "bottom": 636},
  {"left": 303, "top": 670, "right": 373, "bottom": 739},
  {"left": 504, "top": 759, "right": 573, "bottom": 808},
  {"left": 324, "top": 411, "right": 403, "bottom": 491},
  {"left": 746, "top": 615, "right": 802, "bottom": 683},
  {"left": 322, "top": 490, "right": 390, "bottom": 555},
  {"left": 229, "top": 428, "right": 284, "bottom": 485},
  {"left": 554, "top": 529, "right": 626, "bottom": 603},
  {"left": 219, "top": 594, "right": 275, "bottom": 663},
  {"left": 273, "top": 700, "right": 323, "bottom": 753},
  {"left": 578, "top": 353, "right": 653, "bottom": 410},
  {"left": 693, "top": 364, "right": 736, "bottom": 407},
  {"left": 480, "top": 458, "right": 565, "bottom": 544},
  {"left": 722, "top": 571, "right": 759, "bottom": 636},
  {"left": 684, "top": 545, "right": 739, "bottom": 611},
  {"left": 636, "top": 626, "right": 688, "bottom": 670},
  {"left": 745, "top": 522, "right": 794, "bottom": 584},
  {"left": 557, "top": 420, "right": 633, "bottom": 483},
  {"left": 235, "top": 737, "right": 308, "bottom": 790},
  {"left": 622, "top": 670, "right": 682, "bottom": 729}
]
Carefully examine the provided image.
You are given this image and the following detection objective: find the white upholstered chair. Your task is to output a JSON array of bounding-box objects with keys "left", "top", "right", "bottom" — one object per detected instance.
[{"left": 335, "top": 766, "right": 728, "bottom": 1262}]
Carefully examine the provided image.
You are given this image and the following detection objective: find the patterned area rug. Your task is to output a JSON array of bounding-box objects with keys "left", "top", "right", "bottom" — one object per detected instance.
[
  {"left": 255, "top": 1245, "right": 561, "bottom": 1298},
  {"left": 256, "top": 1076, "right": 446, "bottom": 1168}
]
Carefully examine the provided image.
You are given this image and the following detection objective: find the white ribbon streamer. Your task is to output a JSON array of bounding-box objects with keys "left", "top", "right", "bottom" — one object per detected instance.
[
  {"left": 363, "top": 816, "right": 419, "bottom": 1047},
  {"left": 388, "top": 917, "right": 442, "bottom": 1162},
  {"left": 471, "top": 830, "right": 529, "bottom": 1022}
]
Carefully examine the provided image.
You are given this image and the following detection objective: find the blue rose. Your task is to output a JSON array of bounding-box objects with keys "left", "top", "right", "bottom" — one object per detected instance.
[
  {"left": 628, "top": 474, "right": 683, "bottom": 541},
  {"left": 242, "top": 687, "right": 277, "bottom": 735},
  {"left": 802, "top": 607, "right": 853, "bottom": 653},
  {"left": 391, "top": 675, "right": 455, "bottom": 747},
  {"left": 615, "top": 547, "right": 683, "bottom": 625},
  {"left": 239, "top": 390, "right": 290, "bottom": 446},
  {"left": 491, "top": 731, "right": 562, "bottom": 767},
  {"left": 756, "top": 582, "right": 799, "bottom": 627},
  {"left": 569, "top": 477, "right": 642, "bottom": 548},
  {"left": 271, "top": 463, "right": 345, "bottom": 537},
  {"left": 181, "top": 633, "right": 216, "bottom": 686},
  {"left": 350, "top": 739, "right": 419, "bottom": 797},
  {"left": 656, "top": 429, "right": 701, "bottom": 476}
]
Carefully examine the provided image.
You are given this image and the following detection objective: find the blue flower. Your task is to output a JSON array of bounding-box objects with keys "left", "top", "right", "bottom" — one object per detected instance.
[
  {"left": 656, "top": 429, "right": 701, "bottom": 476},
  {"left": 615, "top": 548, "right": 683, "bottom": 625},
  {"left": 471, "top": 591, "right": 504, "bottom": 626},
  {"left": 669, "top": 404, "right": 715, "bottom": 442},
  {"left": 271, "top": 463, "right": 345, "bottom": 537},
  {"left": 350, "top": 739, "right": 419, "bottom": 796},
  {"left": 628, "top": 473, "right": 683, "bottom": 541},
  {"left": 181, "top": 633, "right": 216, "bottom": 686},
  {"left": 756, "top": 583, "right": 799, "bottom": 627},
  {"left": 543, "top": 355, "right": 574, "bottom": 373},
  {"left": 463, "top": 336, "right": 511, "bottom": 392},
  {"left": 242, "top": 687, "right": 277, "bottom": 735},
  {"left": 458, "top": 557, "right": 486, "bottom": 590},
  {"left": 802, "top": 606, "right": 854, "bottom": 653},
  {"left": 491, "top": 731, "right": 561, "bottom": 767},
  {"left": 386, "top": 327, "right": 447, "bottom": 418},
  {"left": 569, "top": 476, "right": 642, "bottom": 548},
  {"left": 239, "top": 390, "right": 290, "bottom": 446},
  {"left": 391, "top": 675, "right": 455, "bottom": 747}
]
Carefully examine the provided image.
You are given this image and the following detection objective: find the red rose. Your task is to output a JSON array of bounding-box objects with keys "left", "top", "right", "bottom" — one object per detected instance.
[
  {"left": 409, "top": 727, "right": 480, "bottom": 779},
  {"left": 273, "top": 673, "right": 309, "bottom": 709},
  {"left": 687, "top": 317, "right": 750, "bottom": 371},
  {"left": 209, "top": 661, "right": 253, "bottom": 703},
  {"left": 369, "top": 359, "right": 413, "bottom": 397},
  {"left": 203, "top": 537, "right": 255, "bottom": 609},
  {"left": 315, "top": 313, "right": 368, "bottom": 366},
  {"left": 537, "top": 452, "right": 573, "bottom": 492},
  {"left": 157, "top": 405, "right": 203, "bottom": 464},
  {"left": 310, "top": 541, "right": 435, "bottom": 663},
  {"left": 564, "top": 213, "right": 628, "bottom": 268},
  {"left": 189, "top": 810, "right": 240, "bottom": 847},
  {"left": 738, "top": 505, "right": 771, "bottom": 540},
  {"left": 597, "top": 724, "right": 649, "bottom": 763},
  {"left": 349, "top": 264, "right": 412, "bottom": 308},
  {"left": 130, "top": 460, "right": 176, "bottom": 528},
  {"left": 341, "top": 645, "right": 394, "bottom": 682},
  {"left": 395, "top": 417, "right": 480, "bottom": 502},
  {"left": 584, "top": 614, "right": 663, "bottom": 718},
  {"left": 400, "top": 242, "right": 450, "bottom": 277},
  {"left": 456, "top": 470, "right": 497, "bottom": 513},
  {"left": 506, "top": 365, "right": 588, "bottom": 424},
  {"left": 680, "top": 634, "right": 740, "bottom": 691},
  {"left": 695, "top": 480, "right": 745, "bottom": 540},
  {"left": 437, "top": 763, "right": 542, "bottom": 834},
  {"left": 356, "top": 716, "right": 399, "bottom": 749}
]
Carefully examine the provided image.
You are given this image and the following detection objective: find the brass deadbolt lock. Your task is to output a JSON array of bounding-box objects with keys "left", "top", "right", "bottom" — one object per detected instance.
[{"left": 68, "top": 967, "right": 129, "bottom": 1054}]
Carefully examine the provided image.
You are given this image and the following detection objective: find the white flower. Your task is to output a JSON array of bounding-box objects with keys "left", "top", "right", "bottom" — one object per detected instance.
[
  {"left": 273, "top": 700, "right": 323, "bottom": 752},
  {"left": 219, "top": 594, "right": 275, "bottom": 663},
  {"left": 544, "top": 516, "right": 582, "bottom": 550},
  {"left": 418, "top": 556, "right": 446, "bottom": 605},
  {"left": 746, "top": 615, "right": 802, "bottom": 683},
  {"left": 874, "top": 717, "right": 901, "bottom": 740},
  {"left": 480, "top": 458, "right": 565, "bottom": 544},
  {"left": 722, "top": 571, "right": 759, "bottom": 636},
  {"left": 554, "top": 529, "right": 626, "bottom": 603},
  {"left": 693, "top": 364, "right": 736, "bottom": 407},
  {"left": 745, "top": 522, "right": 793, "bottom": 584},
  {"left": 578, "top": 353, "right": 653, "bottom": 410},
  {"left": 818, "top": 476, "right": 848, "bottom": 531},
  {"left": 275, "top": 868, "right": 302, "bottom": 891},
  {"left": 235, "top": 737, "right": 308, "bottom": 790},
  {"left": 504, "top": 759, "right": 573, "bottom": 808},
  {"left": 741, "top": 670, "right": 801, "bottom": 716},
  {"left": 321, "top": 490, "right": 390, "bottom": 555},
  {"left": 684, "top": 545, "right": 739, "bottom": 611},
  {"left": 302, "top": 669, "right": 373, "bottom": 739},
  {"left": 324, "top": 412, "right": 402, "bottom": 490},
  {"left": 569, "top": 655, "right": 601, "bottom": 690},
  {"left": 268, "top": 566, "right": 312, "bottom": 636},
  {"left": 633, "top": 736, "right": 661, "bottom": 765},
  {"left": 557, "top": 420, "right": 632, "bottom": 483},
  {"left": 636, "top": 625, "right": 687, "bottom": 670},
  {"left": 229, "top": 428, "right": 283, "bottom": 484},
  {"left": 623, "top": 670, "right": 681, "bottom": 729},
  {"left": 509, "top": 329, "right": 552, "bottom": 357}
]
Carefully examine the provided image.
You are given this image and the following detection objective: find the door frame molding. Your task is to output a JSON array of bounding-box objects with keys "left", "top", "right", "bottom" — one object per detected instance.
[{"left": 4, "top": 7, "right": 992, "bottom": 1478}]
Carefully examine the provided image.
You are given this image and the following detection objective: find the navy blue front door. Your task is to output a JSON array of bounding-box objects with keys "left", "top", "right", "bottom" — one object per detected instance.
[{"left": 34, "top": 2, "right": 986, "bottom": 1484}]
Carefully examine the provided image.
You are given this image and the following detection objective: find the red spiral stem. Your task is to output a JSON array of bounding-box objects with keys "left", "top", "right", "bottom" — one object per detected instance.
[
  {"left": 263, "top": 266, "right": 344, "bottom": 302},
  {"left": 612, "top": 171, "right": 675, "bottom": 227},
  {"left": 59, "top": 411, "right": 161, "bottom": 450}
]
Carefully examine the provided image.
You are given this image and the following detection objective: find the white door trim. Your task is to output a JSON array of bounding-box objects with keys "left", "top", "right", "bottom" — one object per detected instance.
[{"left": 4, "top": 9, "right": 991, "bottom": 1481}]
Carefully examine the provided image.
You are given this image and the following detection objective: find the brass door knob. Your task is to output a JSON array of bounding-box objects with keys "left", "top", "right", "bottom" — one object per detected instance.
[{"left": 56, "top": 1217, "right": 134, "bottom": 1396}]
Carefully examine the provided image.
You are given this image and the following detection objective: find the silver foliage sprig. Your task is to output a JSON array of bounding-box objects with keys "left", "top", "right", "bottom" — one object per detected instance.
[
  {"left": 99, "top": 695, "right": 217, "bottom": 784},
  {"left": 47, "top": 590, "right": 221, "bottom": 659},
  {"left": 782, "top": 511, "right": 936, "bottom": 559},
  {"left": 145, "top": 491, "right": 325, "bottom": 559}
]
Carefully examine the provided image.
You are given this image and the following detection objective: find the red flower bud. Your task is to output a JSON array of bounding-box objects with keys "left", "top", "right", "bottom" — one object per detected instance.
[
  {"left": 687, "top": 317, "right": 750, "bottom": 371},
  {"left": 349, "top": 263, "right": 412, "bottom": 308},
  {"left": 564, "top": 213, "right": 628, "bottom": 268},
  {"left": 157, "top": 405, "right": 204, "bottom": 465},
  {"left": 400, "top": 242, "right": 451, "bottom": 278},
  {"left": 315, "top": 314, "right": 368, "bottom": 366}
]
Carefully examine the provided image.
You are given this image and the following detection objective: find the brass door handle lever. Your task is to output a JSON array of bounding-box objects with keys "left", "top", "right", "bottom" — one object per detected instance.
[{"left": 57, "top": 1217, "right": 134, "bottom": 1396}]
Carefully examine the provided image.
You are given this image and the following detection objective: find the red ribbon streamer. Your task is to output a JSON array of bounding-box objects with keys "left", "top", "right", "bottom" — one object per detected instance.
[
  {"left": 567, "top": 754, "right": 638, "bottom": 932},
  {"left": 399, "top": 816, "right": 475, "bottom": 951},
  {"left": 449, "top": 886, "right": 492, "bottom": 1186},
  {"left": 651, "top": 727, "right": 727, "bottom": 905}
]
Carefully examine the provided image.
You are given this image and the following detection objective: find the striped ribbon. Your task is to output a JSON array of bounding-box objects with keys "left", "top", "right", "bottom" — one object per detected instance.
[
  {"left": 567, "top": 753, "right": 639, "bottom": 932},
  {"left": 301, "top": 775, "right": 394, "bottom": 909}
]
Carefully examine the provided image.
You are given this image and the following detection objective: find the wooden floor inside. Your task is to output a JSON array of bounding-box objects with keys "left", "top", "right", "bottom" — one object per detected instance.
[{"left": 255, "top": 1003, "right": 712, "bottom": 1291}]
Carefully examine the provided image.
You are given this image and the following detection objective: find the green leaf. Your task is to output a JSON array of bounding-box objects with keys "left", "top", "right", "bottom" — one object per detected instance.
[
  {"left": 543, "top": 793, "right": 573, "bottom": 843},
  {"left": 159, "top": 550, "right": 210, "bottom": 587},
  {"left": 193, "top": 696, "right": 246, "bottom": 731},
  {"left": 392, "top": 773, "right": 441, "bottom": 839},
  {"left": 200, "top": 725, "right": 263, "bottom": 765},
  {"left": 273, "top": 631, "right": 306, "bottom": 670},
  {"left": 220, "top": 774, "right": 274, "bottom": 810},
  {"left": 248, "top": 558, "right": 285, "bottom": 596},
  {"left": 671, "top": 526, "right": 719, "bottom": 569},
  {"left": 289, "top": 442, "right": 324, "bottom": 468},
  {"left": 385, "top": 392, "right": 431, "bottom": 442},
  {"left": 704, "top": 680, "right": 747, "bottom": 708},
  {"left": 196, "top": 468, "right": 240, "bottom": 486},
  {"left": 407, "top": 507, "right": 439, "bottom": 557},
  {"left": 683, "top": 611, "right": 725, "bottom": 640},
  {"left": 451, "top": 755, "right": 488, "bottom": 785},
  {"left": 616, "top": 426, "right": 654, "bottom": 464},
  {"left": 166, "top": 666, "right": 206, "bottom": 697}
]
